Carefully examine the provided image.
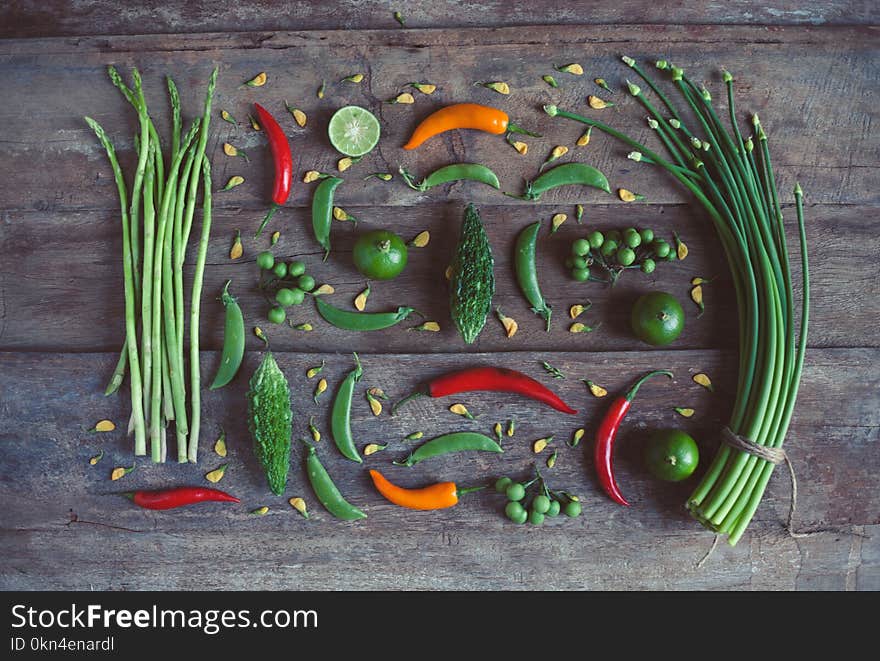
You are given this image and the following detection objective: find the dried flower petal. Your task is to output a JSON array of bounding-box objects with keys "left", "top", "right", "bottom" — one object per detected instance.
[
  {"left": 110, "top": 465, "right": 134, "bottom": 481},
  {"left": 550, "top": 145, "right": 568, "bottom": 160},
  {"left": 550, "top": 213, "right": 567, "bottom": 234},
  {"left": 284, "top": 101, "right": 307, "bottom": 127},
  {"left": 691, "top": 276, "right": 712, "bottom": 286},
  {"left": 693, "top": 373, "right": 713, "bottom": 391},
  {"left": 292, "top": 322, "right": 313, "bottom": 331},
  {"left": 367, "top": 393, "right": 383, "bottom": 416},
  {"left": 506, "top": 419, "right": 515, "bottom": 437},
  {"left": 576, "top": 127, "right": 593, "bottom": 147},
  {"left": 674, "top": 407, "right": 696, "bottom": 418},
  {"left": 410, "top": 231, "right": 430, "bottom": 248},
  {"left": 543, "top": 75, "right": 559, "bottom": 88},
  {"left": 250, "top": 506, "right": 269, "bottom": 516},
  {"left": 405, "top": 431, "right": 423, "bottom": 441},
  {"left": 494, "top": 422, "right": 503, "bottom": 443},
  {"left": 532, "top": 437, "right": 552, "bottom": 453},
  {"left": 253, "top": 326, "right": 268, "bottom": 345},
  {"left": 308, "top": 416, "right": 321, "bottom": 443},
  {"left": 248, "top": 114, "right": 261, "bottom": 131},
  {"left": 90, "top": 419, "right": 116, "bottom": 433},
  {"left": 449, "top": 403, "right": 474, "bottom": 419},
  {"left": 387, "top": 92, "right": 415, "bottom": 104},
  {"left": 618, "top": 188, "right": 644, "bottom": 202},
  {"left": 394, "top": 11, "right": 405, "bottom": 26},
  {"left": 409, "top": 82, "right": 436, "bottom": 94},
  {"left": 222, "top": 175, "right": 245, "bottom": 191},
  {"left": 556, "top": 63, "right": 584, "bottom": 75},
  {"left": 88, "top": 450, "right": 104, "bottom": 466},
  {"left": 303, "top": 170, "right": 324, "bottom": 183},
  {"left": 691, "top": 284, "right": 705, "bottom": 316},
  {"left": 587, "top": 95, "right": 613, "bottom": 109},
  {"left": 570, "top": 428, "right": 585, "bottom": 447},
  {"left": 594, "top": 78, "right": 612, "bottom": 92},
  {"left": 289, "top": 497, "right": 309, "bottom": 518},
  {"left": 364, "top": 172, "right": 393, "bottom": 181},
  {"left": 306, "top": 361, "right": 325, "bottom": 379},
  {"left": 338, "top": 157, "right": 354, "bottom": 172},
  {"left": 223, "top": 142, "right": 239, "bottom": 157},
  {"left": 569, "top": 322, "right": 595, "bottom": 333},
  {"left": 364, "top": 443, "right": 388, "bottom": 456},
  {"left": 354, "top": 285, "right": 370, "bottom": 311},
  {"left": 205, "top": 463, "right": 228, "bottom": 484},
  {"left": 214, "top": 427, "right": 227, "bottom": 457},
  {"left": 675, "top": 233, "right": 689, "bottom": 260},
  {"left": 569, "top": 302, "right": 591, "bottom": 319},
  {"left": 546, "top": 449, "right": 558, "bottom": 468},
  {"left": 495, "top": 308, "right": 518, "bottom": 338},
  {"left": 314, "top": 378, "right": 328, "bottom": 403},
  {"left": 312, "top": 284, "right": 335, "bottom": 296},
  {"left": 510, "top": 140, "right": 528, "bottom": 155},
  {"left": 244, "top": 72, "right": 267, "bottom": 88},
  {"left": 584, "top": 380, "right": 607, "bottom": 397},
  {"left": 409, "top": 321, "right": 440, "bottom": 332},
  {"left": 444, "top": 265, "right": 453, "bottom": 281},
  {"left": 476, "top": 81, "right": 511, "bottom": 95},
  {"left": 317, "top": 80, "right": 326, "bottom": 99},
  {"left": 333, "top": 207, "right": 357, "bottom": 223},
  {"left": 220, "top": 110, "right": 237, "bottom": 125},
  {"left": 575, "top": 204, "right": 584, "bottom": 223},
  {"left": 342, "top": 73, "right": 365, "bottom": 83}
]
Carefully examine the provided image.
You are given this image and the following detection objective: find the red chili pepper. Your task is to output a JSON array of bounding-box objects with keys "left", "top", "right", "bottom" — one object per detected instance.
[
  {"left": 392, "top": 366, "right": 577, "bottom": 415},
  {"left": 253, "top": 102, "right": 292, "bottom": 238},
  {"left": 122, "top": 486, "right": 240, "bottom": 510},
  {"left": 594, "top": 370, "right": 672, "bottom": 506}
]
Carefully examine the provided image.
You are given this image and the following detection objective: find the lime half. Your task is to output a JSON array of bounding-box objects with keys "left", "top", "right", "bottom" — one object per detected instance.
[{"left": 328, "top": 105, "right": 381, "bottom": 157}]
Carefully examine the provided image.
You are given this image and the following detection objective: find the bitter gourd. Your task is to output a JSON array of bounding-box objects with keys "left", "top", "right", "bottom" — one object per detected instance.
[
  {"left": 450, "top": 203, "right": 495, "bottom": 344},
  {"left": 246, "top": 352, "right": 292, "bottom": 495}
]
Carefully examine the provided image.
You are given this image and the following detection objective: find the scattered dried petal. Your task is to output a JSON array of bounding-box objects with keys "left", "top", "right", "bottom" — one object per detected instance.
[
  {"left": 284, "top": 102, "right": 307, "bottom": 127},
  {"left": 569, "top": 322, "right": 595, "bottom": 333},
  {"left": 410, "top": 230, "right": 430, "bottom": 248},
  {"left": 506, "top": 419, "right": 515, "bottom": 437},
  {"left": 368, "top": 396, "right": 383, "bottom": 417},
  {"left": 575, "top": 204, "right": 584, "bottom": 223},
  {"left": 223, "top": 142, "right": 240, "bottom": 157},
  {"left": 693, "top": 373, "right": 713, "bottom": 391},
  {"left": 244, "top": 72, "right": 267, "bottom": 88},
  {"left": 408, "top": 82, "right": 436, "bottom": 94},
  {"left": 675, "top": 233, "right": 689, "bottom": 260},
  {"left": 394, "top": 11, "right": 405, "bottom": 26},
  {"left": 556, "top": 63, "right": 584, "bottom": 75},
  {"left": 594, "top": 78, "right": 612, "bottom": 92},
  {"left": 495, "top": 308, "right": 518, "bottom": 338},
  {"left": 364, "top": 172, "right": 393, "bottom": 181},
  {"left": 543, "top": 75, "right": 559, "bottom": 88},
  {"left": 570, "top": 428, "right": 585, "bottom": 447},
  {"left": 675, "top": 407, "right": 696, "bottom": 418},
  {"left": 405, "top": 431, "right": 423, "bottom": 441},
  {"left": 312, "top": 284, "right": 335, "bottom": 296},
  {"left": 569, "top": 302, "right": 591, "bottom": 319},
  {"left": 550, "top": 213, "right": 567, "bottom": 234},
  {"left": 303, "top": 170, "right": 324, "bottom": 183},
  {"left": 410, "top": 321, "right": 441, "bottom": 332},
  {"left": 110, "top": 465, "right": 134, "bottom": 481},
  {"left": 532, "top": 437, "right": 552, "bottom": 453},
  {"left": 387, "top": 92, "right": 415, "bottom": 104},
  {"left": 253, "top": 326, "right": 268, "bottom": 345},
  {"left": 222, "top": 175, "right": 245, "bottom": 191},
  {"left": 546, "top": 449, "right": 558, "bottom": 468},
  {"left": 584, "top": 380, "right": 607, "bottom": 397},
  {"left": 587, "top": 95, "right": 613, "bottom": 109},
  {"left": 476, "top": 81, "right": 511, "bottom": 95},
  {"left": 317, "top": 80, "right": 326, "bottom": 99},
  {"left": 289, "top": 497, "right": 309, "bottom": 518},
  {"left": 342, "top": 73, "right": 365, "bottom": 83},
  {"left": 494, "top": 422, "right": 503, "bottom": 443},
  {"left": 250, "top": 506, "right": 269, "bottom": 516},
  {"left": 90, "top": 419, "right": 116, "bottom": 433},
  {"left": 576, "top": 127, "right": 593, "bottom": 147},
  {"left": 314, "top": 378, "right": 328, "bottom": 403},
  {"left": 691, "top": 276, "right": 712, "bottom": 286},
  {"left": 271, "top": 231, "right": 280, "bottom": 246},
  {"left": 248, "top": 114, "right": 261, "bottom": 131},
  {"left": 354, "top": 285, "right": 370, "bottom": 311},
  {"left": 364, "top": 443, "right": 388, "bottom": 456},
  {"left": 333, "top": 206, "right": 356, "bottom": 222},
  {"left": 205, "top": 463, "right": 228, "bottom": 484},
  {"left": 691, "top": 284, "right": 705, "bottom": 316},
  {"left": 449, "top": 403, "right": 474, "bottom": 419},
  {"left": 510, "top": 140, "right": 528, "bottom": 155},
  {"left": 618, "top": 188, "right": 644, "bottom": 202},
  {"left": 338, "top": 157, "right": 354, "bottom": 172},
  {"left": 444, "top": 265, "right": 453, "bottom": 281},
  {"left": 292, "top": 322, "right": 313, "bottom": 331},
  {"left": 214, "top": 427, "right": 227, "bottom": 457},
  {"left": 88, "top": 450, "right": 104, "bottom": 466},
  {"left": 220, "top": 110, "right": 237, "bottom": 125},
  {"left": 306, "top": 361, "right": 325, "bottom": 379},
  {"left": 550, "top": 145, "right": 568, "bottom": 160},
  {"left": 308, "top": 416, "right": 321, "bottom": 443}
]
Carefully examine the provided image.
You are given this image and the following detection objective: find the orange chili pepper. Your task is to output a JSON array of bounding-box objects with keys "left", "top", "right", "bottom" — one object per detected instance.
[
  {"left": 369, "top": 469, "right": 483, "bottom": 510},
  {"left": 402, "top": 103, "right": 538, "bottom": 150}
]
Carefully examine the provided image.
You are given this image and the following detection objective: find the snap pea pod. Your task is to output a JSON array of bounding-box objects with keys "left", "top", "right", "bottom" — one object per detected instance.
[
  {"left": 515, "top": 221, "right": 552, "bottom": 331},
  {"left": 315, "top": 297, "right": 415, "bottom": 331},
  {"left": 331, "top": 353, "right": 363, "bottom": 463},
  {"left": 209, "top": 280, "right": 245, "bottom": 390},
  {"left": 393, "top": 432, "right": 503, "bottom": 467},
  {"left": 399, "top": 163, "right": 501, "bottom": 192},
  {"left": 304, "top": 441, "right": 367, "bottom": 520},
  {"left": 311, "top": 176, "right": 343, "bottom": 261},
  {"left": 520, "top": 162, "right": 610, "bottom": 201}
]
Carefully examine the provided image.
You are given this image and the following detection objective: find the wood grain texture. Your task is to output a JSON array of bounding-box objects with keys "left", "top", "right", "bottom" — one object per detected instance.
[
  {"left": 0, "top": 349, "right": 876, "bottom": 590},
  {"left": 2, "top": 1, "right": 877, "bottom": 39}
]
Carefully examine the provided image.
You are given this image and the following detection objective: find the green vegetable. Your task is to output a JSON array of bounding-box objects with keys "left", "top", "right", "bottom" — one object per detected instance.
[
  {"left": 246, "top": 352, "right": 293, "bottom": 496},
  {"left": 311, "top": 176, "right": 343, "bottom": 260},
  {"left": 514, "top": 221, "right": 551, "bottom": 331},
  {"left": 315, "top": 297, "right": 415, "bottom": 331},
  {"left": 518, "top": 162, "right": 610, "bottom": 201},
  {"left": 256, "top": 250, "right": 275, "bottom": 270},
  {"left": 209, "top": 281, "right": 244, "bottom": 391},
  {"left": 304, "top": 441, "right": 366, "bottom": 520},
  {"left": 399, "top": 163, "right": 501, "bottom": 191},
  {"left": 449, "top": 203, "right": 495, "bottom": 344},
  {"left": 393, "top": 432, "right": 503, "bottom": 467},
  {"left": 330, "top": 353, "right": 363, "bottom": 463}
]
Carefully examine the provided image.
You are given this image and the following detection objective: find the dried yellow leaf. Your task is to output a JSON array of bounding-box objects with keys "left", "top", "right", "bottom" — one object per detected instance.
[
  {"left": 618, "top": 188, "right": 642, "bottom": 202},
  {"left": 287, "top": 107, "right": 307, "bottom": 127},
  {"left": 677, "top": 239, "right": 689, "bottom": 260},
  {"left": 303, "top": 170, "right": 322, "bottom": 183},
  {"left": 511, "top": 140, "right": 528, "bottom": 155},
  {"left": 253, "top": 326, "right": 267, "bottom": 345},
  {"left": 220, "top": 110, "right": 236, "bottom": 125},
  {"left": 557, "top": 63, "right": 584, "bottom": 75},
  {"left": 585, "top": 380, "right": 608, "bottom": 397},
  {"left": 576, "top": 127, "right": 593, "bottom": 147},
  {"left": 410, "top": 83, "right": 436, "bottom": 94},
  {"left": 449, "top": 403, "right": 474, "bottom": 419},
  {"left": 338, "top": 157, "right": 354, "bottom": 172},
  {"left": 410, "top": 231, "right": 430, "bottom": 248},
  {"left": 551, "top": 145, "right": 569, "bottom": 160},
  {"left": 551, "top": 213, "right": 567, "bottom": 233},
  {"left": 333, "top": 206, "right": 349, "bottom": 221},
  {"left": 214, "top": 437, "right": 227, "bottom": 458},
  {"left": 572, "top": 428, "right": 586, "bottom": 447},
  {"left": 675, "top": 407, "right": 696, "bottom": 418},
  {"left": 495, "top": 308, "right": 518, "bottom": 338},
  {"left": 406, "top": 431, "right": 423, "bottom": 441},
  {"left": 693, "top": 373, "right": 713, "bottom": 391},
  {"left": 569, "top": 322, "right": 593, "bottom": 333},
  {"left": 368, "top": 396, "right": 383, "bottom": 416},
  {"left": 479, "top": 81, "right": 510, "bottom": 95},
  {"left": 289, "top": 497, "right": 309, "bottom": 518},
  {"left": 270, "top": 231, "right": 281, "bottom": 247},
  {"left": 389, "top": 92, "right": 415, "bottom": 104},
  {"left": 532, "top": 438, "right": 551, "bottom": 453},
  {"left": 250, "top": 506, "right": 269, "bottom": 516},
  {"left": 414, "top": 321, "right": 440, "bottom": 332},
  {"left": 317, "top": 80, "right": 326, "bottom": 99},
  {"left": 587, "top": 95, "right": 613, "bottom": 109},
  {"left": 306, "top": 361, "right": 325, "bottom": 379},
  {"left": 691, "top": 285, "right": 704, "bottom": 306},
  {"left": 343, "top": 73, "right": 365, "bottom": 83},
  {"left": 313, "top": 284, "right": 335, "bottom": 296},
  {"left": 546, "top": 450, "right": 558, "bottom": 468},
  {"left": 222, "top": 175, "right": 245, "bottom": 191},
  {"left": 229, "top": 234, "right": 243, "bottom": 259},
  {"left": 354, "top": 288, "right": 369, "bottom": 311},
  {"left": 569, "top": 304, "right": 587, "bottom": 319},
  {"left": 93, "top": 419, "right": 115, "bottom": 432},
  {"left": 293, "top": 323, "right": 313, "bottom": 331},
  {"left": 223, "top": 143, "right": 238, "bottom": 157},
  {"left": 494, "top": 422, "right": 503, "bottom": 439},
  {"left": 245, "top": 72, "right": 267, "bottom": 87},
  {"left": 205, "top": 464, "right": 227, "bottom": 484},
  {"left": 314, "top": 378, "right": 328, "bottom": 403},
  {"left": 506, "top": 420, "right": 515, "bottom": 437},
  {"left": 364, "top": 443, "right": 387, "bottom": 456},
  {"left": 88, "top": 451, "right": 104, "bottom": 466},
  {"left": 110, "top": 466, "right": 133, "bottom": 481}
]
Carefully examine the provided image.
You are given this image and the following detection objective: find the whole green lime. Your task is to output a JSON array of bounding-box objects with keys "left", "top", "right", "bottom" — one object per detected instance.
[
  {"left": 630, "top": 291, "right": 685, "bottom": 346},
  {"left": 644, "top": 428, "right": 700, "bottom": 482},
  {"left": 352, "top": 230, "right": 408, "bottom": 280}
]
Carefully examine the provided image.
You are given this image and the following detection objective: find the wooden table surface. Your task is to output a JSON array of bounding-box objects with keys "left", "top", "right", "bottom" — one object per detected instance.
[{"left": 1, "top": 2, "right": 878, "bottom": 591}]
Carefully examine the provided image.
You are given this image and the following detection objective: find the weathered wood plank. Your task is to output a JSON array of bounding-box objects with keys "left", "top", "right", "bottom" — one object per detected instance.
[
  {"left": 0, "top": 203, "right": 863, "bottom": 352},
  {"left": 2, "top": 1, "right": 877, "bottom": 40},
  {"left": 0, "top": 349, "right": 876, "bottom": 590},
  {"left": 0, "top": 26, "right": 877, "bottom": 212}
]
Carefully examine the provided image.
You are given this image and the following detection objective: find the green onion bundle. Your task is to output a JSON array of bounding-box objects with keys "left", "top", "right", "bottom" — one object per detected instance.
[
  {"left": 86, "top": 66, "right": 217, "bottom": 463},
  {"left": 545, "top": 56, "right": 809, "bottom": 545}
]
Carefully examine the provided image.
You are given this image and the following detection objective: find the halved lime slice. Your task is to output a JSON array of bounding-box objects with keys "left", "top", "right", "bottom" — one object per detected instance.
[{"left": 328, "top": 105, "right": 381, "bottom": 157}]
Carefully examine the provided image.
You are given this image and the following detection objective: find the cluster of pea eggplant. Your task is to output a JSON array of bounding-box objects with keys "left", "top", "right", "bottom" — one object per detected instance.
[
  {"left": 255, "top": 250, "right": 317, "bottom": 325},
  {"left": 564, "top": 227, "right": 678, "bottom": 285},
  {"left": 494, "top": 469, "right": 582, "bottom": 526}
]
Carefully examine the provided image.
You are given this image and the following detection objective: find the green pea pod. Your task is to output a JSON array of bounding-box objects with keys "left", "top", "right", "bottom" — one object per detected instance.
[
  {"left": 331, "top": 353, "right": 363, "bottom": 463},
  {"left": 315, "top": 297, "right": 415, "bottom": 331},
  {"left": 393, "top": 432, "right": 503, "bottom": 467},
  {"left": 522, "top": 162, "right": 610, "bottom": 201},
  {"left": 304, "top": 441, "right": 366, "bottom": 520},
  {"left": 515, "top": 221, "right": 552, "bottom": 331},
  {"left": 209, "top": 280, "right": 245, "bottom": 390},
  {"left": 400, "top": 163, "right": 501, "bottom": 192},
  {"left": 311, "top": 176, "right": 343, "bottom": 261}
]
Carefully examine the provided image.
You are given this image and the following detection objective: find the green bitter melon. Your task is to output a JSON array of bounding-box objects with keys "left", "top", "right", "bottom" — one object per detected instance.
[
  {"left": 246, "top": 352, "right": 292, "bottom": 495},
  {"left": 450, "top": 203, "right": 495, "bottom": 344}
]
